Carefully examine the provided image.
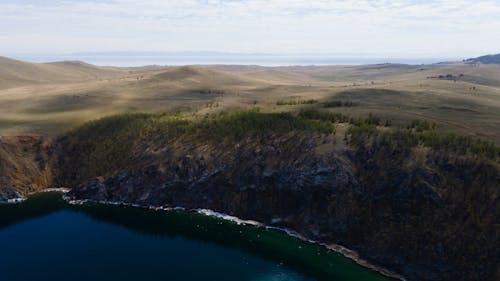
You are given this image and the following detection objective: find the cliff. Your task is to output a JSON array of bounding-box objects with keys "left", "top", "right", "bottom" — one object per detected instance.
[
  {"left": 0, "top": 135, "right": 54, "bottom": 200},
  {"left": 1, "top": 110, "right": 499, "bottom": 281}
]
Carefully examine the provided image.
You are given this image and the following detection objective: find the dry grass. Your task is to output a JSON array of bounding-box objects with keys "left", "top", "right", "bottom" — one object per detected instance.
[{"left": 1, "top": 57, "right": 499, "bottom": 143}]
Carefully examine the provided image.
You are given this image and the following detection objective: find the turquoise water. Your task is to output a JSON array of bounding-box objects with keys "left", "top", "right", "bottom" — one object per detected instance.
[{"left": 0, "top": 193, "right": 393, "bottom": 281}]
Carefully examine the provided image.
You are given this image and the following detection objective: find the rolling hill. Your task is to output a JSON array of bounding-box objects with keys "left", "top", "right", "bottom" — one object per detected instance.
[
  {"left": 0, "top": 55, "right": 499, "bottom": 281},
  {"left": 464, "top": 53, "right": 500, "bottom": 64},
  {"left": 1, "top": 57, "right": 500, "bottom": 145},
  {"left": 0, "top": 56, "right": 126, "bottom": 89}
]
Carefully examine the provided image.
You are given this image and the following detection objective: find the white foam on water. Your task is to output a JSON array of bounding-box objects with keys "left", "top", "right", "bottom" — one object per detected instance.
[
  {"left": 7, "top": 189, "right": 405, "bottom": 281},
  {"left": 195, "top": 209, "right": 263, "bottom": 227},
  {"left": 28, "top": 188, "right": 71, "bottom": 195},
  {"left": 6, "top": 197, "right": 26, "bottom": 203}
]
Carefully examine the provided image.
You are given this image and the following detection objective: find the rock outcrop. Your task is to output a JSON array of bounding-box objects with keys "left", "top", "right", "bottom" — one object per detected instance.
[
  {"left": 0, "top": 135, "right": 54, "bottom": 201},
  {"left": 63, "top": 133, "right": 499, "bottom": 281},
  {"left": 1, "top": 112, "right": 498, "bottom": 281}
]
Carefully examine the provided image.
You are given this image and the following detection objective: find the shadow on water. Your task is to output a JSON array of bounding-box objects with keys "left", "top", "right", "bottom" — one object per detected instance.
[
  {"left": 0, "top": 193, "right": 67, "bottom": 228},
  {"left": 0, "top": 192, "right": 394, "bottom": 281}
]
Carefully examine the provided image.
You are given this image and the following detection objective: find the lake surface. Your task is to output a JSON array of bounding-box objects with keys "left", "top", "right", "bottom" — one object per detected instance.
[{"left": 0, "top": 193, "right": 393, "bottom": 281}]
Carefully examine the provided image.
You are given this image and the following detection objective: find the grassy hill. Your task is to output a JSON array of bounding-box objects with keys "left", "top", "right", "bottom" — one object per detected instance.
[
  {"left": 1, "top": 57, "right": 500, "bottom": 144},
  {"left": 464, "top": 53, "right": 500, "bottom": 64},
  {"left": 0, "top": 57, "right": 126, "bottom": 89}
]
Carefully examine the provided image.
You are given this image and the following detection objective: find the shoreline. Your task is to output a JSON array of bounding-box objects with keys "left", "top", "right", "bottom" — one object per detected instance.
[
  {"left": 195, "top": 208, "right": 406, "bottom": 281},
  {"left": 5, "top": 189, "right": 405, "bottom": 281},
  {"left": 1, "top": 188, "right": 71, "bottom": 203}
]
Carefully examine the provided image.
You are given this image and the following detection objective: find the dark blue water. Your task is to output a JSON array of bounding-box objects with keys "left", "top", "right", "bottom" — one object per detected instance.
[
  {"left": 0, "top": 193, "right": 393, "bottom": 281},
  {"left": 0, "top": 210, "right": 311, "bottom": 281}
]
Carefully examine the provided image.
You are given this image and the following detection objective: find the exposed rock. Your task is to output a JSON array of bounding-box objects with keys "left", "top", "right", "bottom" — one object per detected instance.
[
  {"left": 1, "top": 130, "right": 498, "bottom": 281},
  {"left": 62, "top": 134, "right": 499, "bottom": 281},
  {"left": 0, "top": 135, "right": 55, "bottom": 200}
]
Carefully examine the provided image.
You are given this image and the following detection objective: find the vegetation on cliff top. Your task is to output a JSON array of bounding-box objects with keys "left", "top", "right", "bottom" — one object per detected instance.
[
  {"left": 49, "top": 109, "right": 500, "bottom": 281},
  {"left": 57, "top": 109, "right": 338, "bottom": 184},
  {"left": 57, "top": 109, "right": 499, "bottom": 187},
  {"left": 347, "top": 121, "right": 499, "bottom": 161},
  {"left": 66, "top": 109, "right": 336, "bottom": 143}
]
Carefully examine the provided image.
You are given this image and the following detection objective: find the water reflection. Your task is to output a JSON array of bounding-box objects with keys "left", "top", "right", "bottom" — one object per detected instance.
[{"left": 0, "top": 193, "right": 392, "bottom": 281}]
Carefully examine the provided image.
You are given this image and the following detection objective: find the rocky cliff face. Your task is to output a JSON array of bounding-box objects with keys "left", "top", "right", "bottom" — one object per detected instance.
[
  {"left": 1, "top": 112, "right": 498, "bottom": 281},
  {"left": 0, "top": 136, "right": 54, "bottom": 201},
  {"left": 62, "top": 132, "right": 499, "bottom": 281}
]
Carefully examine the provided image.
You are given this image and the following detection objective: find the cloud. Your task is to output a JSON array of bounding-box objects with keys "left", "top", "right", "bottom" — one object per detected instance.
[{"left": 0, "top": 0, "right": 499, "bottom": 57}]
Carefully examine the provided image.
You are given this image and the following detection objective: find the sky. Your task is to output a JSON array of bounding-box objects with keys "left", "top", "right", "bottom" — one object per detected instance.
[{"left": 1, "top": 0, "right": 499, "bottom": 59}]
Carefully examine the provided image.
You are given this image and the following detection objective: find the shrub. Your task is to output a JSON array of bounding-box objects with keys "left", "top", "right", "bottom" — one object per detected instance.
[
  {"left": 346, "top": 121, "right": 499, "bottom": 160},
  {"left": 298, "top": 108, "right": 350, "bottom": 123},
  {"left": 276, "top": 99, "right": 317, "bottom": 106},
  {"left": 406, "top": 120, "right": 436, "bottom": 132},
  {"left": 323, "top": 100, "right": 354, "bottom": 108}
]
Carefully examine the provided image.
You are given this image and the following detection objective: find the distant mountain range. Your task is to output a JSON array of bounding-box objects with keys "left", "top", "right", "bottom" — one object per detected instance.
[{"left": 464, "top": 53, "right": 500, "bottom": 64}]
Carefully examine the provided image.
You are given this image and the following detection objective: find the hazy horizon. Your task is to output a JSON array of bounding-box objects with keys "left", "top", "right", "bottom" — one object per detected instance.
[
  {"left": 1, "top": 1, "right": 499, "bottom": 61},
  {"left": 5, "top": 51, "right": 464, "bottom": 67}
]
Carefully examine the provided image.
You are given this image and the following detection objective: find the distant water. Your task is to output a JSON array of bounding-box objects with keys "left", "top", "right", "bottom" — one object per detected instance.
[
  {"left": 0, "top": 193, "right": 393, "bottom": 281},
  {"left": 11, "top": 53, "right": 457, "bottom": 67}
]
